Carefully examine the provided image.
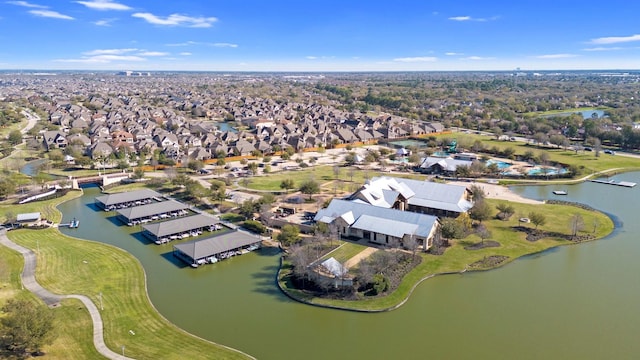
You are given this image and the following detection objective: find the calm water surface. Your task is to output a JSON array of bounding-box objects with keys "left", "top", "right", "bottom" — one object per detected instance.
[{"left": 58, "top": 175, "right": 640, "bottom": 359}]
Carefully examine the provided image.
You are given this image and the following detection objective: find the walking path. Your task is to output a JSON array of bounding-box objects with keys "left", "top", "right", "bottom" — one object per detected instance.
[{"left": 0, "top": 229, "right": 135, "bottom": 360}]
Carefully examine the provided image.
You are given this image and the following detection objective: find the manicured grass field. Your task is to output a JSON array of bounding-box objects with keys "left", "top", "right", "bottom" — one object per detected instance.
[
  {"left": 281, "top": 199, "right": 614, "bottom": 311},
  {"left": 245, "top": 165, "right": 422, "bottom": 191},
  {"left": 7, "top": 228, "right": 250, "bottom": 359},
  {"left": 322, "top": 241, "right": 368, "bottom": 264},
  {"left": 0, "top": 241, "right": 104, "bottom": 359}
]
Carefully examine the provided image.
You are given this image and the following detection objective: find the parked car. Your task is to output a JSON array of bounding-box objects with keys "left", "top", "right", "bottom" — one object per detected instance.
[
  {"left": 584, "top": 147, "right": 593, "bottom": 151},
  {"left": 604, "top": 149, "right": 615, "bottom": 155}
]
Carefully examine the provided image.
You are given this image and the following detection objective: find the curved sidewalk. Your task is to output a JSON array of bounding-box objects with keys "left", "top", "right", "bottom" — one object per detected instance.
[{"left": 0, "top": 229, "right": 135, "bottom": 360}]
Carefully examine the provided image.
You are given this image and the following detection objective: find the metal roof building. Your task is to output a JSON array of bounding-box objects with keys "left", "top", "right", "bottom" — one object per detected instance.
[
  {"left": 95, "top": 189, "right": 161, "bottom": 210},
  {"left": 350, "top": 176, "right": 473, "bottom": 216},
  {"left": 315, "top": 199, "right": 438, "bottom": 240},
  {"left": 116, "top": 200, "right": 189, "bottom": 223},
  {"left": 173, "top": 230, "right": 262, "bottom": 267},
  {"left": 142, "top": 214, "right": 219, "bottom": 242},
  {"left": 16, "top": 212, "right": 41, "bottom": 223}
]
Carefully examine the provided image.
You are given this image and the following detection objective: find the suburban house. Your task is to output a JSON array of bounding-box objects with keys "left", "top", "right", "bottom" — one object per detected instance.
[
  {"left": 42, "top": 130, "right": 67, "bottom": 151},
  {"left": 418, "top": 156, "right": 474, "bottom": 175},
  {"left": 314, "top": 199, "right": 439, "bottom": 251},
  {"left": 348, "top": 176, "right": 473, "bottom": 217}
]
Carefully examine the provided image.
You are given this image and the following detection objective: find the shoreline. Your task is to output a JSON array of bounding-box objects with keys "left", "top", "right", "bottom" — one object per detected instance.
[{"left": 276, "top": 199, "right": 618, "bottom": 312}]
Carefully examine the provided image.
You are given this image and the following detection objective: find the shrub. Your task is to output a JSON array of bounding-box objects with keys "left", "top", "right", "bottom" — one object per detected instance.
[{"left": 242, "top": 219, "right": 266, "bottom": 234}]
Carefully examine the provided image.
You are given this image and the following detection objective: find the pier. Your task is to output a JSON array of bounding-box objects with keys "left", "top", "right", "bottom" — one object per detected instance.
[{"left": 589, "top": 179, "right": 637, "bottom": 188}]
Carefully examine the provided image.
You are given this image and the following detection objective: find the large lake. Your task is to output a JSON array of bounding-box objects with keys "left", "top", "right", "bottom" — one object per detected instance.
[{"left": 58, "top": 173, "right": 640, "bottom": 359}]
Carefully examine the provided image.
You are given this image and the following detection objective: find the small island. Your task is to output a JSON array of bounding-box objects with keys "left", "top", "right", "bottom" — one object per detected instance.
[{"left": 276, "top": 176, "right": 614, "bottom": 312}]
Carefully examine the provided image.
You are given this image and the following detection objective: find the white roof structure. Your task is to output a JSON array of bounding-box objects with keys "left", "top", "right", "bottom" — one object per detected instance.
[
  {"left": 350, "top": 176, "right": 473, "bottom": 214},
  {"left": 321, "top": 257, "right": 347, "bottom": 278},
  {"left": 16, "top": 212, "right": 41, "bottom": 222},
  {"left": 419, "top": 156, "right": 473, "bottom": 172}
]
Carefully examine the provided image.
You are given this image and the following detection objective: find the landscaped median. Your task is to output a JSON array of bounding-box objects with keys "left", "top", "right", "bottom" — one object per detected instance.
[
  {"left": 277, "top": 199, "right": 615, "bottom": 312},
  {"left": 0, "top": 193, "right": 252, "bottom": 360}
]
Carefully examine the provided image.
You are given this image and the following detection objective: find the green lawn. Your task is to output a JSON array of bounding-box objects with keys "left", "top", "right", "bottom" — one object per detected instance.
[
  {"left": 245, "top": 165, "right": 423, "bottom": 191},
  {"left": 0, "top": 240, "right": 105, "bottom": 359},
  {"left": 7, "top": 229, "right": 250, "bottom": 359},
  {"left": 280, "top": 199, "right": 614, "bottom": 311},
  {"left": 322, "top": 241, "right": 368, "bottom": 264}
]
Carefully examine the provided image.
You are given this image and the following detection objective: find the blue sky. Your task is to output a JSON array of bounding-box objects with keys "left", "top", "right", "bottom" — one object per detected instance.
[{"left": 1, "top": 0, "right": 640, "bottom": 71}]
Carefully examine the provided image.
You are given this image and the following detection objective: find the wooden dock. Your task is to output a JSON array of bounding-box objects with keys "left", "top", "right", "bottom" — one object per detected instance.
[{"left": 589, "top": 179, "right": 637, "bottom": 188}]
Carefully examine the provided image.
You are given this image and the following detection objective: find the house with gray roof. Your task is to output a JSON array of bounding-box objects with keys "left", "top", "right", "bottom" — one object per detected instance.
[
  {"left": 314, "top": 199, "right": 439, "bottom": 251},
  {"left": 42, "top": 130, "right": 67, "bottom": 151},
  {"left": 349, "top": 176, "right": 473, "bottom": 217},
  {"left": 418, "top": 156, "right": 473, "bottom": 175}
]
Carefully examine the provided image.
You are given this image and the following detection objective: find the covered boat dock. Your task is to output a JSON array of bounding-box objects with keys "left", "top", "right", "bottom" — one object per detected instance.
[
  {"left": 142, "top": 214, "right": 221, "bottom": 244},
  {"left": 116, "top": 199, "right": 190, "bottom": 225},
  {"left": 95, "top": 189, "right": 162, "bottom": 211},
  {"left": 173, "top": 230, "right": 262, "bottom": 267}
]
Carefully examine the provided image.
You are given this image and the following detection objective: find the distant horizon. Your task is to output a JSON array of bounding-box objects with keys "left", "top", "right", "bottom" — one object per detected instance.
[
  {"left": 2, "top": 1, "right": 640, "bottom": 72},
  {"left": 2, "top": 68, "right": 640, "bottom": 74}
]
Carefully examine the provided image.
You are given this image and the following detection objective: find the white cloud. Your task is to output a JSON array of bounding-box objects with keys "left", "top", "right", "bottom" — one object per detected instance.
[
  {"left": 94, "top": 18, "right": 115, "bottom": 26},
  {"left": 75, "top": 0, "right": 131, "bottom": 11},
  {"left": 590, "top": 34, "right": 640, "bottom": 45},
  {"left": 165, "top": 41, "right": 197, "bottom": 47},
  {"left": 448, "top": 15, "right": 498, "bottom": 22},
  {"left": 393, "top": 57, "right": 437, "bottom": 62},
  {"left": 55, "top": 54, "right": 146, "bottom": 63},
  {"left": 306, "top": 56, "right": 317, "bottom": 60},
  {"left": 6, "top": 1, "right": 46, "bottom": 8},
  {"left": 165, "top": 41, "right": 238, "bottom": 48},
  {"left": 445, "top": 52, "right": 464, "bottom": 56},
  {"left": 211, "top": 42, "right": 238, "bottom": 48},
  {"left": 83, "top": 48, "right": 137, "bottom": 55},
  {"left": 449, "top": 16, "right": 471, "bottom": 21},
  {"left": 29, "top": 9, "right": 74, "bottom": 20},
  {"left": 535, "top": 53, "right": 579, "bottom": 59},
  {"left": 132, "top": 12, "right": 217, "bottom": 28},
  {"left": 137, "top": 51, "right": 169, "bottom": 56},
  {"left": 582, "top": 47, "right": 624, "bottom": 52},
  {"left": 462, "top": 56, "right": 495, "bottom": 60},
  {"left": 179, "top": 52, "right": 192, "bottom": 56}
]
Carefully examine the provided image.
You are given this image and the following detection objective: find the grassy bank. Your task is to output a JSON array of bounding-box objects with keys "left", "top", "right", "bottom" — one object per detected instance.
[
  {"left": 279, "top": 199, "right": 614, "bottom": 311},
  {"left": 0, "top": 195, "right": 252, "bottom": 359}
]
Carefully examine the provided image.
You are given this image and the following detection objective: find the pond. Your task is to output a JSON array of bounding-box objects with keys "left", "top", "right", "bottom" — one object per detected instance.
[{"left": 57, "top": 177, "right": 640, "bottom": 359}]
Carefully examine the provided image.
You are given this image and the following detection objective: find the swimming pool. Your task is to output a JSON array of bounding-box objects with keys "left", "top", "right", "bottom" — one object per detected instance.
[
  {"left": 527, "top": 167, "right": 568, "bottom": 176},
  {"left": 486, "top": 159, "right": 512, "bottom": 169}
]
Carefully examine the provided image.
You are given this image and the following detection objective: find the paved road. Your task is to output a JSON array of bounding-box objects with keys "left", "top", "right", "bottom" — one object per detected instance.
[
  {"left": 20, "top": 109, "right": 40, "bottom": 135},
  {"left": 0, "top": 229, "right": 135, "bottom": 360}
]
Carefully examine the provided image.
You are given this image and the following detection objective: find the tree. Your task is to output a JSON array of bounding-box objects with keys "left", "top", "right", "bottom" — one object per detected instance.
[
  {"left": 333, "top": 165, "right": 341, "bottom": 180},
  {"left": 529, "top": 211, "right": 546, "bottom": 230},
  {"left": 469, "top": 184, "right": 486, "bottom": 202},
  {"left": 439, "top": 217, "right": 466, "bottom": 239},
  {"left": 570, "top": 213, "right": 585, "bottom": 238},
  {"left": 132, "top": 167, "right": 145, "bottom": 180},
  {"left": 187, "top": 160, "right": 204, "bottom": 172},
  {"left": 0, "top": 177, "right": 16, "bottom": 199},
  {"left": 280, "top": 178, "right": 295, "bottom": 191},
  {"left": 0, "top": 299, "right": 57, "bottom": 355},
  {"left": 475, "top": 224, "right": 492, "bottom": 245},
  {"left": 496, "top": 203, "right": 515, "bottom": 220},
  {"left": 277, "top": 224, "right": 301, "bottom": 246},
  {"left": 7, "top": 130, "right": 22, "bottom": 145},
  {"left": 469, "top": 200, "right": 492, "bottom": 224},
  {"left": 299, "top": 179, "right": 320, "bottom": 200}
]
